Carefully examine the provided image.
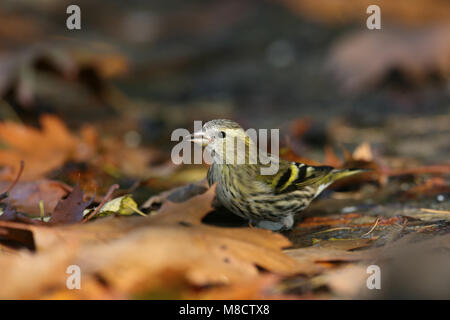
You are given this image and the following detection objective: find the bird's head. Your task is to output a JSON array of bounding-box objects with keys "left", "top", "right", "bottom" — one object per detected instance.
[{"left": 186, "top": 119, "right": 253, "bottom": 164}]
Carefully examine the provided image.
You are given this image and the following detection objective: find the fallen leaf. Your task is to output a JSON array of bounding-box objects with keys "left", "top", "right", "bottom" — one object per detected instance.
[
  {"left": 0, "top": 115, "right": 93, "bottom": 180},
  {"left": 49, "top": 184, "right": 94, "bottom": 225},
  {"left": 352, "top": 142, "right": 373, "bottom": 162},
  {"left": 403, "top": 177, "right": 450, "bottom": 198},
  {"left": 71, "top": 51, "right": 129, "bottom": 79},
  {"left": 0, "top": 243, "right": 77, "bottom": 299},
  {"left": 289, "top": 118, "right": 311, "bottom": 138},
  {"left": 314, "top": 265, "right": 368, "bottom": 298},
  {"left": 0, "top": 205, "right": 17, "bottom": 221},
  {"left": 0, "top": 179, "right": 71, "bottom": 215},
  {"left": 98, "top": 194, "right": 140, "bottom": 216},
  {"left": 279, "top": 147, "right": 321, "bottom": 166},
  {"left": 323, "top": 145, "right": 342, "bottom": 167},
  {"left": 100, "top": 138, "right": 170, "bottom": 180},
  {"left": 196, "top": 275, "right": 295, "bottom": 300}
]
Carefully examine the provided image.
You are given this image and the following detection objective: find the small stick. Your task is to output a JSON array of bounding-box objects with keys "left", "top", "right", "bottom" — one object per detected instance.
[
  {"left": 83, "top": 184, "right": 119, "bottom": 223},
  {"left": 0, "top": 160, "right": 24, "bottom": 201},
  {"left": 114, "top": 180, "right": 140, "bottom": 197},
  {"left": 420, "top": 208, "right": 450, "bottom": 214},
  {"left": 313, "top": 227, "right": 353, "bottom": 235},
  {"left": 362, "top": 217, "right": 381, "bottom": 237}
]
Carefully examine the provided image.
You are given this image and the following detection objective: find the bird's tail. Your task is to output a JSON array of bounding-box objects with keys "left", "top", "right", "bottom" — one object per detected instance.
[
  {"left": 294, "top": 166, "right": 368, "bottom": 188},
  {"left": 329, "top": 168, "right": 368, "bottom": 182}
]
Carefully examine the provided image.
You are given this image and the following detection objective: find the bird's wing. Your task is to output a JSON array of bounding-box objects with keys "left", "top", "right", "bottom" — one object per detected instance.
[{"left": 259, "top": 160, "right": 335, "bottom": 194}]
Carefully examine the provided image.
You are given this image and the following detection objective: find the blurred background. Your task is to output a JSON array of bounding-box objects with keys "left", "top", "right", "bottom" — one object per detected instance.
[{"left": 0, "top": 0, "right": 448, "bottom": 188}]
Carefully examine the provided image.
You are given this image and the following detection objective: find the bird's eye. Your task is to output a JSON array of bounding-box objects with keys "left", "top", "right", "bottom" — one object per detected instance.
[{"left": 218, "top": 131, "right": 226, "bottom": 138}]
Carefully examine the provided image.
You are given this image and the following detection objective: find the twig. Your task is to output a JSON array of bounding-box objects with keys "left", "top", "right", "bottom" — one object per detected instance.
[
  {"left": 362, "top": 217, "right": 381, "bottom": 237},
  {"left": 114, "top": 180, "right": 141, "bottom": 197},
  {"left": 83, "top": 184, "right": 119, "bottom": 223},
  {"left": 0, "top": 160, "right": 24, "bottom": 201},
  {"left": 312, "top": 227, "right": 353, "bottom": 235},
  {"left": 417, "top": 224, "right": 437, "bottom": 232},
  {"left": 420, "top": 208, "right": 450, "bottom": 214}
]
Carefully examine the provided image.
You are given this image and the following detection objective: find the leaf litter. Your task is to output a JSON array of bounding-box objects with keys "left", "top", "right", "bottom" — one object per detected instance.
[
  {"left": 0, "top": 186, "right": 307, "bottom": 299},
  {"left": 2, "top": 116, "right": 447, "bottom": 299}
]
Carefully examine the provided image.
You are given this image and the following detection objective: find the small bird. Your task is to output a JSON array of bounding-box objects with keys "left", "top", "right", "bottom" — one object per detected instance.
[{"left": 187, "top": 119, "right": 364, "bottom": 231}]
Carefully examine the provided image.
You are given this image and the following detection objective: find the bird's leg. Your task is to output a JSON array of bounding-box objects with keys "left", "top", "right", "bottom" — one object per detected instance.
[
  {"left": 281, "top": 214, "right": 294, "bottom": 230},
  {"left": 253, "top": 220, "right": 285, "bottom": 231},
  {"left": 253, "top": 215, "right": 294, "bottom": 232}
]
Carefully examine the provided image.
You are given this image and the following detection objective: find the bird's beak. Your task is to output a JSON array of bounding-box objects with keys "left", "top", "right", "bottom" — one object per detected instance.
[{"left": 185, "top": 131, "right": 211, "bottom": 146}]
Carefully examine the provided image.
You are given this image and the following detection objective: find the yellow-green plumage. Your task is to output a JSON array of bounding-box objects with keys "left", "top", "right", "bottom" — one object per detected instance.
[{"left": 189, "top": 119, "right": 364, "bottom": 231}]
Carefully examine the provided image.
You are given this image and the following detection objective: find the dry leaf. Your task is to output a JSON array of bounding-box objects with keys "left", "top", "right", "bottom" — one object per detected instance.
[
  {"left": 403, "top": 177, "right": 450, "bottom": 198},
  {"left": 0, "top": 179, "right": 71, "bottom": 215},
  {"left": 352, "top": 142, "right": 373, "bottom": 162},
  {"left": 323, "top": 145, "right": 342, "bottom": 167},
  {"left": 0, "top": 244, "right": 76, "bottom": 299},
  {"left": 0, "top": 115, "right": 93, "bottom": 180},
  {"left": 49, "top": 183, "right": 94, "bottom": 225},
  {"left": 279, "top": 147, "right": 321, "bottom": 166}
]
